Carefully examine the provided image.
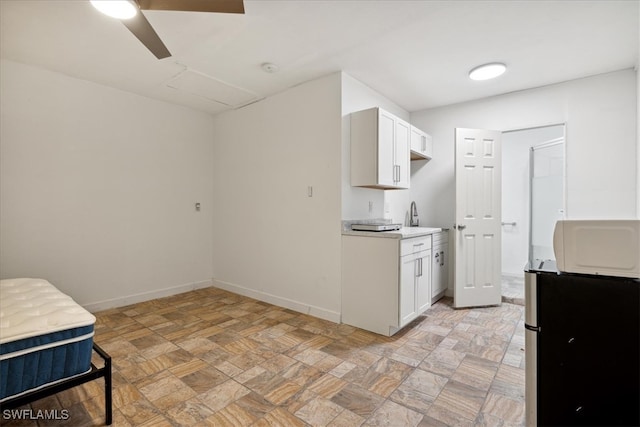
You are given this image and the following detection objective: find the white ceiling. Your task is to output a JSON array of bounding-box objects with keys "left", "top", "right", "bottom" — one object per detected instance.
[{"left": 1, "top": 0, "right": 638, "bottom": 115}]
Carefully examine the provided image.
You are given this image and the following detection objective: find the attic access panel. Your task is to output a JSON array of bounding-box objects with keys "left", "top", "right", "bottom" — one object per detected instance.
[{"left": 165, "top": 69, "right": 258, "bottom": 107}]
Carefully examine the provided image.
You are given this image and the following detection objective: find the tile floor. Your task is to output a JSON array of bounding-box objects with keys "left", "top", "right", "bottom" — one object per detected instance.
[{"left": 1, "top": 287, "right": 526, "bottom": 427}]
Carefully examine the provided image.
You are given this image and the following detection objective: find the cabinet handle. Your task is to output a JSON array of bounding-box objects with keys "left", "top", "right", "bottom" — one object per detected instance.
[
  {"left": 418, "top": 258, "right": 423, "bottom": 277},
  {"left": 440, "top": 251, "right": 444, "bottom": 267}
]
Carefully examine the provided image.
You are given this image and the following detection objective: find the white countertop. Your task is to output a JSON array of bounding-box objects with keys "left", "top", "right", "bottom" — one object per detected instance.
[{"left": 342, "top": 226, "right": 443, "bottom": 239}]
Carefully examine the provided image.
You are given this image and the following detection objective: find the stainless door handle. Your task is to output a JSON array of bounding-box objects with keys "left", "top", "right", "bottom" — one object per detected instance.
[{"left": 501, "top": 222, "right": 517, "bottom": 226}]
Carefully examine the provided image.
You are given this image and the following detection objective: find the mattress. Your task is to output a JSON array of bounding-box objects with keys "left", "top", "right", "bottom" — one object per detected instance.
[{"left": 0, "top": 278, "right": 96, "bottom": 402}]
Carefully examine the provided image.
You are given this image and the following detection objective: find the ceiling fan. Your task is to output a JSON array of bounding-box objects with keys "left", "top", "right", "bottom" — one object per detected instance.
[{"left": 90, "top": 0, "right": 245, "bottom": 59}]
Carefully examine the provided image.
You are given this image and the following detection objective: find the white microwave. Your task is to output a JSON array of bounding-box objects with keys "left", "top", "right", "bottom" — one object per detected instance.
[{"left": 553, "top": 220, "right": 640, "bottom": 278}]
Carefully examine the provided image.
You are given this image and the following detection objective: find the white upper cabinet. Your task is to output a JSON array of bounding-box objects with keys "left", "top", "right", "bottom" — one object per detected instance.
[
  {"left": 350, "top": 107, "right": 410, "bottom": 189},
  {"left": 395, "top": 118, "right": 410, "bottom": 187},
  {"left": 410, "top": 125, "right": 433, "bottom": 160}
]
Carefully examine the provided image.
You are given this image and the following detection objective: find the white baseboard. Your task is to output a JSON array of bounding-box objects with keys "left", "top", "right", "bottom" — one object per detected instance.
[
  {"left": 83, "top": 279, "right": 213, "bottom": 313},
  {"left": 212, "top": 279, "right": 341, "bottom": 324},
  {"left": 502, "top": 272, "right": 525, "bottom": 280}
]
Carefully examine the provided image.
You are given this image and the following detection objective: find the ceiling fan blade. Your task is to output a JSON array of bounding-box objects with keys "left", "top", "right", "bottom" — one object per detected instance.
[
  {"left": 137, "top": 0, "right": 244, "bottom": 14},
  {"left": 121, "top": 11, "right": 171, "bottom": 59}
]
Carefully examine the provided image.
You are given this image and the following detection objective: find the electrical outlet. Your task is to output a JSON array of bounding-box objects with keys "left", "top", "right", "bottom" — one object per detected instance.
[{"left": 368, "top": 201, "right": 373, "bottom": 213}]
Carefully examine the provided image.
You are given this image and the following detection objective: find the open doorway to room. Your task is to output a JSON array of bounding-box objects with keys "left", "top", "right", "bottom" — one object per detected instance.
[{"left": 501, "top": 124, "right": 566, "bottom": 304}]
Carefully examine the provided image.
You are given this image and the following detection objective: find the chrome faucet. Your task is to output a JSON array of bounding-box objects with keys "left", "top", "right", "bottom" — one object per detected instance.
[{"left": 410, "top": 201, "right": 419, "bottom": 227}]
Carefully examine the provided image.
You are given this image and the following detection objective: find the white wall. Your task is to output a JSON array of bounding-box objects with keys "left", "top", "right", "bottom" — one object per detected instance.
[
  {"left": 0, "top": 60, "right": 216, "bottom": 310},
  {"left": 410, "top": 69, "right": 637, "bottom": 228},
  {"left": 341, "top": 73, "right": 410, "bottom": 221},
  {"left": 211, "top": 73, "right": 343, "bottom": 322}
]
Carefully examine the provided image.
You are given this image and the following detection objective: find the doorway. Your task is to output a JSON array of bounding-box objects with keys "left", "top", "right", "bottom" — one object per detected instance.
[{"left": 501, "top": 124, "right": 565, "bottom": 304}]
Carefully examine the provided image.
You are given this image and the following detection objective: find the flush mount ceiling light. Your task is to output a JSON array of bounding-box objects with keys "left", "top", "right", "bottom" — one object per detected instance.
[
  {"left": 469, "top": 62, "right": 507, "bottom": 81},
  {"left": 90, "top": 0, "right": 138, "bottom": 20}
]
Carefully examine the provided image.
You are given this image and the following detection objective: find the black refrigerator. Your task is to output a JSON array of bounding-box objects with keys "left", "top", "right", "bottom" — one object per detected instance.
[{"left": 525, "top": 263, "right": 640, "bottom": 426}]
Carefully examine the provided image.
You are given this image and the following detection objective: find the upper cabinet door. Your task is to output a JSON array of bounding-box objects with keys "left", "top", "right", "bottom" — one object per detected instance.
[
  {"left": 378, "top": 110, "right": 397, "bottom": 187},
  {"left": 410, "top": 125, "right": 433, "bottom": 160},
  {"left": 395, "top": 118, "right": 410, "bottom": 188},
  {"left": 350, "top": 107, "right": 410, "bottom": 190}
]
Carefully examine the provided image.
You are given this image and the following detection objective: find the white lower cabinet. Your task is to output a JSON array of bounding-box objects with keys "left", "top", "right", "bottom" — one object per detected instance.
[
  {"left": 342, "top": 234, "right": 432, "bottom": 336},
  {"left": 417, "top": 250, "right": 432, "bottom": 312},
  {"left": 431, "top": 230, "right": 449, "bottom": 303},
  {"left": 400, "top": 248, "right": 432, "bottom": 325},
  {"left": 400, "top": 253, "right": 418, "bottom": 325}
]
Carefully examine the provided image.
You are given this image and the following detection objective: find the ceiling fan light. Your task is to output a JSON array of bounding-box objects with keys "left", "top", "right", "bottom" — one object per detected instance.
[
  {"left": 91, "top": 0, "right": 138, "bottom": 20},
  {"left": 469, "top": 63, "right": 507, "bottom": 81}
]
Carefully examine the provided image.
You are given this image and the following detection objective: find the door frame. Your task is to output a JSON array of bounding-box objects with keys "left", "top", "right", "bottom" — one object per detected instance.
[{"left": 501, "top": 123, "right": 567, "bottom": 275}]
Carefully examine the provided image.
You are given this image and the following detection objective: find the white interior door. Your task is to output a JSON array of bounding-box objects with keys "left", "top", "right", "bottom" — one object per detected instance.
[{"left": 454, "top": 128, "right": 502, "bottom": 308}]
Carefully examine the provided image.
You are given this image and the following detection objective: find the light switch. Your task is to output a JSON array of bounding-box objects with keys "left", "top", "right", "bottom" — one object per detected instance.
[{"left": 195, "top": 202, "right": 201, "bottom": 211}]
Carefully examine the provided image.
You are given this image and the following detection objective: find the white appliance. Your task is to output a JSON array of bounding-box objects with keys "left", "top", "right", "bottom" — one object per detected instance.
[
  {"left": 351, "top": 223, "right": 402, "bottom": 232},
  {"left": 553, "top": 219, "right": 640, "bottom": 278}
]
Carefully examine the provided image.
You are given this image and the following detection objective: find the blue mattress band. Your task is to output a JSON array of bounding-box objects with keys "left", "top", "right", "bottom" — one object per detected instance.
[
  {"left": 0, "top": 328, "right": 94, "bottom": 400},
  {"left": 0, "top": 332, "right": 94, "bottom": 361},
  {"left": 0, "top": 325, "right": 94, "bottom": 356},
  {"left": 0, "top": 366, "right": 92, "bottom": 403}
]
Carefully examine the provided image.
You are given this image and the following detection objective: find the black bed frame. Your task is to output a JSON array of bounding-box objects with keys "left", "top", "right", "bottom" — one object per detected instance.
[{"left": 0, "top": 342, "right": 112, "bottom": 425}]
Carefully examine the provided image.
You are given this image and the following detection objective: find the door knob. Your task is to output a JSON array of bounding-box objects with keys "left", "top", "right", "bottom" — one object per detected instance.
[{"left": 455, "top": 224, "right": 466, "bottom": 230}]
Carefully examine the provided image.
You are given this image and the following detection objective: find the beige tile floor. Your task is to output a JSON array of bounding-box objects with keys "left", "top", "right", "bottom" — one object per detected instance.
[{"left": 1, "top": 287, "right": 526, "bottom": 427}]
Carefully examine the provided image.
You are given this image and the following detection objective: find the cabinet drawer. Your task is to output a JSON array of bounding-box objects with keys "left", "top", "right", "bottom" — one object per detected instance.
[{"left": 401, "top": 235, "right": 432, "bottom": 256}]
